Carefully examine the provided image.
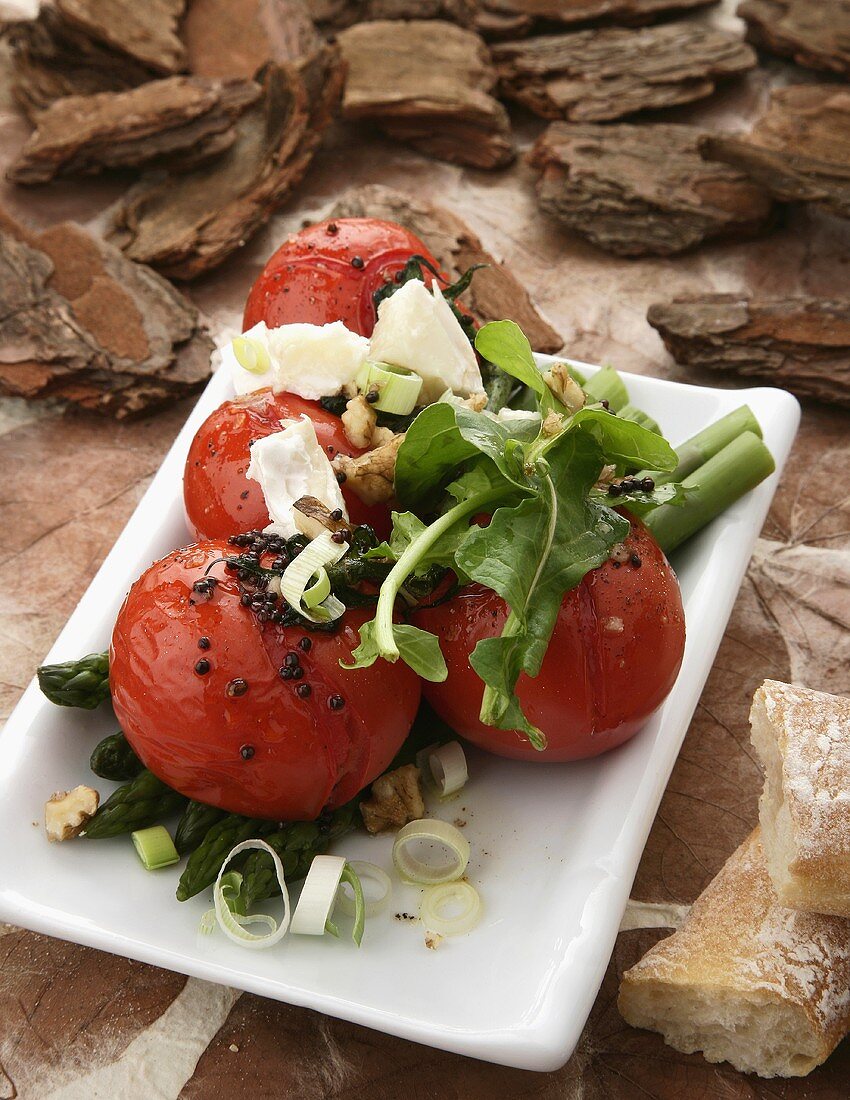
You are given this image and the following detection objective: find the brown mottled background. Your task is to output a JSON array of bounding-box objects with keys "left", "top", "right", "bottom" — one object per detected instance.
[{"left": 2, "top": 2, "right": 849, "bottom": 1096}]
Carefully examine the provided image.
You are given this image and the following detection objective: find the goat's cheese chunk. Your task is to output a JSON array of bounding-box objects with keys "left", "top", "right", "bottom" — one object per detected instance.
[
  {"left": 368, "top": 280, "right": 484, "bottom": 403},
  {"left": 225, "top": 320, "right": 369, "bottom": 399},
  {"left": 246, "top": 416, "right": 348, "bottom": 538}
]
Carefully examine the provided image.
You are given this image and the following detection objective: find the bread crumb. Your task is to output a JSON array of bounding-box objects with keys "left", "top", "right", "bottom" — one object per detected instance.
[{"left": 229, "top": 1044, "right": 239, "bottom": 1053}]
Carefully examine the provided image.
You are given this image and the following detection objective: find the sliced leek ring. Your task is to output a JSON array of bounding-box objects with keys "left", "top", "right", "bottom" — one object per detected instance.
[
  {"left": 392, "top": 818, "right": 469, "bottom": 885},
  {"left": 232, "top": 335, "right": 271, "bottom": 375},
  {"left": 415, "top": 741, "right": 468, "bottom": 798},
  {"left": 420, "top": 882, "right": 482, "bottom": 937},
  {"left": 356, "top": 360, "right": 423, "bottom": 415},
  {"left": 211, "top": 840, "right": 291, "bottom": 949},
  {"left": 336, "top": 861, "right": 392, "bottom": 918},
  {"left": 281, "top": 530, "right": 347, "bottom": 623}
]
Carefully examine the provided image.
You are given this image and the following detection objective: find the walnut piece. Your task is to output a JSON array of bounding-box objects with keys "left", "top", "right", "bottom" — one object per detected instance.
[
  {"left": 333, "top": 433, "right": 403, "bottom": 505},
  {"left": 543, "top": 363, "right": 585, "bottom": 413},
  {"left": 341, "top": 394, "right": 396, "bottom": 451},
  {"left": 360, "top": 763, "right": 425, "bottom": 833},
  {"left": 45, "top": 785, "right": 99, "bottom": 841}
]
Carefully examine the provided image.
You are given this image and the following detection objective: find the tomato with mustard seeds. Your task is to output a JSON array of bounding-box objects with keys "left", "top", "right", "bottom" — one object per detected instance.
[
  {"left": 242, "top": 217, "right": 443, "bottom": 336},
  {"left": 413, "top": 517, "right": 685, "bottom": 763},
  {"left": 109, "top": 541, "right": 421, "bottom": 821},
  {"left": 183, "top": 388, "right": 390, "bottom": 541}
]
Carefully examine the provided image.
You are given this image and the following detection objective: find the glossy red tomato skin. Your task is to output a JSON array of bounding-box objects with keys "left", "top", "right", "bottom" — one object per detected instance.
[
  {"left": 183, "top": 387, "right": 390, "bottom": 541},
  {"left": 243, "top": 218, "right": 442, "bottom": 336},
  {"left": 413, "top": 518, "right": 685, "bottom": 762},
  {"left": 110, "top": 541, "right": 421, "bottom": 820}
]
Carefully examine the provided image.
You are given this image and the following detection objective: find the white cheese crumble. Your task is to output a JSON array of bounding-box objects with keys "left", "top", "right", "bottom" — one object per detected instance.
[
  {"left": 367, "top": 280, "right": 484, "bottom": 403},
  {"left": 246, "top": 416, "right": 348, "bottom": 538}
]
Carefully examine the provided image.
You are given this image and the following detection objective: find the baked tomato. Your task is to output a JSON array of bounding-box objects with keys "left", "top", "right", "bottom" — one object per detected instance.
[
  {"left": 413, "top": 518, "right": 685, "bottom": 762},
  {"left": 183, "top": 387, "right": 389, "bottom": 541},
  {"left": 110, "top": 541, "right": 420, "bottom": 821},
  {"left": 243, "top": 217, "right": 442, "bottom": 336}
]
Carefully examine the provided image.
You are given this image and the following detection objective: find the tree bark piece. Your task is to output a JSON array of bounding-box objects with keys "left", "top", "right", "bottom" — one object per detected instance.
[
  {"left": 109, "top": 47, "right": 345, "bottom": 280},
  {"left": 528, "top": 122, "right": 773, "bottom": 257},
  {"left": 55, "top": 0, "right": 187, "bottom": 75},
  {"left": 647, "top": 294, "right": 850, "bottom": 407},
  {"left": 478, "top": 0, "right": 717, "bottom": 35},
  {"left": 700, "top": 85, "right": 850, "bottom": 221},
  {"left": 2, "top": 7, "right": 155, "bottom": 118},
  {"left": 330, "top": 183, "right": 563, "bottom": 352},
  {"left": 183, "top": 0, "right": 321, "bottom": 78},
  {"left": 492, "top": 22, "right": 756, "bottom": 121},
  {"left": 338, "top": 20, "right": 514, "bottom": 169},
  {"left": 738, "top": 0, "right": 850, "bottom": 76},
  {"left": 0, "top": 212, "right": 213, "bottom": 417},
  {"left": 7, "top": 77, "right": 261, "bottom": 186},
  {"left": 308, "top": 0, "right": 476, "bottom": 30}
]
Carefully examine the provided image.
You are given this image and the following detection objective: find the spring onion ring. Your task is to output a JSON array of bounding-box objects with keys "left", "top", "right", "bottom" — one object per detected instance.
[
  {"left": 336, "top": 860, "right": 392, "bottom": 918},
  {"left": 392, "top": 819, "right": 470, "bottom": 884},
  {"left": 356, "top": 360, "right": 423, "bottom": 415},
  {"left": 291, "top": 855, "right": 346, "bottom": 936},
  {"left": 232, "top": 335, "right": 271, "bottom": 376},
  {"left": 212, "top": 839, "right": 291, "bottom": 949},
  {"left": 131, "top": 825, "right": 180, "bottom": 870},
  {"left": 415, "top": 741, "right": 468, "bottom": 797},
  {"left": 420, "top": 882, "right": 482, "bottom": 937},
  {"left": 281, "top": 530, "right": 347, "bottom": 623}
]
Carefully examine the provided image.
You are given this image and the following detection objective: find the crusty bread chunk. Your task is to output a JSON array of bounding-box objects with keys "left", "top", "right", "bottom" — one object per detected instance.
[
  {"left": 750, "top": 679, "right": 850, "bottom": 917},
  {"left": 619, "top": 828, "right": 850, "bottom": 1078}
]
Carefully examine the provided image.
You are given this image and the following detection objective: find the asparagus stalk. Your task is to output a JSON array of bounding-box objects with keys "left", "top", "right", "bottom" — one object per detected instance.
[
  {"left": 174, "top": 801, "right": 229, "bottom": 856},
  {"left": 90, "top": 732, "right": 144, "bottom": 782},
  {"left": 37, "top": 651, "right": 110, "bottom": 709},
  {"left": 176, "top": 815, "right": 280, "bottom": 901},
  {"left": 641, "top": 405, "right": 762, "bottom": 487},
  {"left": 84, "top": 770, "right": 188, "bottom": 839},
  {"left": 644, "top": 431, "right": 775, "bottom": 554},
  {"left": 581, "top": 365, "right": 629, "bottom": 411},
  {"left": 618, "top": 404, "right": 661, "bottom": 434}
]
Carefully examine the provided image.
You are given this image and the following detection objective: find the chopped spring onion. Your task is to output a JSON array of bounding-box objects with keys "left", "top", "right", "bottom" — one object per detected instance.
[
  {"left": 420, "top": 881, "right": 482, "bottom": 937},
  {"left": 302, "top": 566, "right": 331, "bottom": 609},
  {"left": 291, "top": 856, "right": 367, "bottom": 945},
  {"left": 392, "top": 819, "right": 470, "bottom": 885},
  {"left": 232, "top": 335, "right": 272, "bottom": 376},
  {"left": 415, "top": 741, "right": 468, "bottom": 798},
  {"left": 356, "top": 360, "right": 423, "bottom": 415},
  {"left": 281, "top": 530, "right": 347, "bottom": 623},
  {"left": 132, "top": 825, "right": 180, "bottom": 870},
  {"left": 212, "top": 839, "right": 291, "bottom": 949},
  {"left": 337, "top": 860, "right": 392, "bottom": 918}
]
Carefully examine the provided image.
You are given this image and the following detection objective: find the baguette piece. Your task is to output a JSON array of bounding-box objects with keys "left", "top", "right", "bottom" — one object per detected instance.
[
  {"left": 750, "top": 679, "right": 850, "bottom": 917},
  {"left": 619, "top": 828, "right": 850, "bottom": 1077}
]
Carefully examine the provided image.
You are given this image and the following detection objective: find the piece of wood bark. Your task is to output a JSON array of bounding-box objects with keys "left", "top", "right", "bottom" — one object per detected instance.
[
  {"left": 647, "top": 294, "right": 850, "bottom": 407},
  {"left": 477, "top": 0, "right": 717, "bottom": 34},
  {"left": 700, "top": 85, "right": 850, "bottom": 220},
  {"left": 308, "top": 0, "right": 476, "bottom": 29},
  {"left": 55, "top": 0, "right": 187, "bottom": 75},
  {"left": 0, "top": 212, "right": 213, "bottom": 417},
  {"left": 338, "top": 20, "right": 514, "bottom": 169},
  {"left": 109, "top": 47, "right": 344, "bottom": 280},
  {"left": 330, "top": 183, "right": 563, "bottom": 352},
  {"left": 492, "top": 22, "right": 756, "bottom": 121},
  {"left": 738, "top": 0, "right": 850, "bottom": 76},
  {"left": 183, "top": 0, "right": 321, "bottom": 78},
  {"left": 528, "top": 122, "right": 773, "bottom": 256},
  {"left": 7, "top": 77, "right": 261, "bottom": 186},
  {"left": 2, "top": 7, "right": 155, "bottom": 118}
]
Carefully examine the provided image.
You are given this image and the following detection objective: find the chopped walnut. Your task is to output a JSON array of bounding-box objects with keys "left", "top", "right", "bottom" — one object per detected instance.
[
  {"left": 609, "top": 542, "right": 631, "bottom": 564},
  {"left": 543, "top": 363, "right": 586, "bottom": 414},
  {"left": 542, "top": 410, "right": 564, "bottom": 437},
  {"left": 45, "top": 785, "right": 99, "bottom": 841},
  {"left": 333, "top": 433, "right": 403, "bottom": 506},
  {"left": 360, "top": 763, "right": 425, "bottom": 834},
  {"left": 341, "top": 395, "right": 395, "bottom": 451},
  {"left": 595, "top": 464, "right": 617, "bottom": 488},
  {"left": 424, "top": 931, "right": 443, "bottom": 950},
  {"left": 459, "top": 393, "right": 488, "bottom": 412}
]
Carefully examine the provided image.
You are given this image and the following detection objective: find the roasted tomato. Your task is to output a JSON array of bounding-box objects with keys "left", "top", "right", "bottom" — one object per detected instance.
[
  {"left": 413, "top": 518, "right": 685, "bottom": 762},
  {"left": 183, "top": 387, "right": 389, "bottom": 541},
  {"left": 243, "top": 217, "right": 442, "bottom": 336},
  {"left": 110, "top": 541, "right": 421, "bottom": 820}
]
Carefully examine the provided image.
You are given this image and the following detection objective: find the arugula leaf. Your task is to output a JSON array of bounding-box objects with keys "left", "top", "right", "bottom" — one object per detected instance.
[
  {"left": 342, "top": 619, "right": 447, "bottom": 682},
  {"left": 394, "top": 403, "right": 480, "bottom": 510},
  {"left": 569, "top": 409, "right": 677, "bottom": 472},
  {"left": 474, "top": 321, "right": 547, "bottom": 397},
  {"left": 456, "top": 431, "right": 629, "bottom": 746}
]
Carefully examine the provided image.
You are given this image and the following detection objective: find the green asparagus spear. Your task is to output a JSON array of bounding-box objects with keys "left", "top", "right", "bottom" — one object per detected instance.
[
  {"left": 84, "top": 770, "right": 188, "bottom": 839},
  {"left": 37, "top": 651, "right": 110, "bottom": 709},
  {"left": 176, "top": 815, "right": 280, "bottom": 901},
  {"left": 90, "top": 732, "right": 144, "bottom": 782},
  {"left": 174, "top": 801, "right": 229, "bottom": 856}
]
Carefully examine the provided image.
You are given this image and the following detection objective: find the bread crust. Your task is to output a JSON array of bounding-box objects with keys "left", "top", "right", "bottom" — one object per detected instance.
[
  {"left": 618, "top": 828, "right": 850, "bottom": 1077},
  {"left": 750, "top": 679, "right": 850, "bottom": 916}
]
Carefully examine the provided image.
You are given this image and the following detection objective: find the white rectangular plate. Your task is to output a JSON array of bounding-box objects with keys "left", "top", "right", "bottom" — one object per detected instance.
[{"left": 0, "top": 362, "right": 799, "bottom": 1071}]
